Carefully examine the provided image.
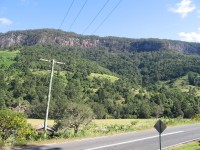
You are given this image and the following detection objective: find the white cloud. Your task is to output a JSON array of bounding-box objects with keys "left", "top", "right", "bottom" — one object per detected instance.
[
  {"left": 0, "top": 18, "right": 13, "bottom": 26},
  {"left": 170, "top": 0, "right": 196, "bottom": 18},
  {"left": 179, "top": 28, "right": 200, "bottom": 42}
]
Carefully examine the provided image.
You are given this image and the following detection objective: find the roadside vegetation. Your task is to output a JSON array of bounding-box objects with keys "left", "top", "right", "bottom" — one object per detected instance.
[
  {"left": 1, "top": 109, "right": 200, "bottom": 149},
  {"left": 167, "top": 141, "right": 200, "bottom": 150},
  {"left": 26, "top": 118, "right": 199, "bottom": 142}
]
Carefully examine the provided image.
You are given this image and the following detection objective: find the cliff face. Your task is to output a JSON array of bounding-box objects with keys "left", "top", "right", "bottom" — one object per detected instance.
[
  {"left": 0, "top": 29, "right": 200, "bottom": 54},
  {"left": 0, "top": 29, "right": 99, "bottom": 48}
]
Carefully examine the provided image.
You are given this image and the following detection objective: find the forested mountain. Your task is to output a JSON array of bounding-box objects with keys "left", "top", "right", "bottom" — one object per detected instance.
[
  {"left": 1, "top": 29, "right": 200, "bottom": 119},
  {"left": 1, "top": 29, "right": 200, "bottom": 54}
]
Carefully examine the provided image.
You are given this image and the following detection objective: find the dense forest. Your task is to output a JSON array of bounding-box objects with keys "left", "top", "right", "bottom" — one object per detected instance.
[{"left": 1, "top": 29, "right": 200, "bottom": 119}]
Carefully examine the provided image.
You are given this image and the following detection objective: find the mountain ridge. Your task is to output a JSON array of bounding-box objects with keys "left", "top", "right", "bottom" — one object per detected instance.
[{"left": 0, "top": 28, "right": 200, "bottom": 54}]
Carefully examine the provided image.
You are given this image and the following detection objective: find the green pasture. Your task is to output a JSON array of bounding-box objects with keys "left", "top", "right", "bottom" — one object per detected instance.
[
  {"left": 0, "top": 50, "right": 19, "bottom": 67},
  {"left": 88, "top": 73, "right": 119, "bottom": 82}
]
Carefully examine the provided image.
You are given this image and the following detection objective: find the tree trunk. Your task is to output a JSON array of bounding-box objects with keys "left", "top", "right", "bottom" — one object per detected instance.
[{"left": 74, "top": 125, "right": 79, "bottom": 135}]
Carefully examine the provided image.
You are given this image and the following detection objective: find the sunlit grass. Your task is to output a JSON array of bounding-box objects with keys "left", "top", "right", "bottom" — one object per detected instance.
[
  {"left": 27, "top": 118, "right": 200, "bottom": 145},
  {"left": 167, "top": 141, "right": 200, "bottom": 150},
  {"left": 27, "top": 118, "right": 199, "bottom": 130},
  {"left": 158, "top": 74, "right": 200, "bottom": 96},
  {"left": 27, "top": 119, "right": 54, "bottom": 127},
  {"left": 0, "top": 50, "right": 19, "bottom": 67},
  {"left": 88, "top": 73, "right": 119, "bottom": 82}
]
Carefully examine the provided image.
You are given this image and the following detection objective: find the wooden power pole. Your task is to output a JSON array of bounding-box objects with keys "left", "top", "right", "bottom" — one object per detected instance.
[{"left": 40, "top": 59, "right": 65, "bottom": 136}]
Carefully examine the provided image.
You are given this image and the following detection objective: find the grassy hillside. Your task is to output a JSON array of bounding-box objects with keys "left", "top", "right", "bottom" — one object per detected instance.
[
  {"left": 1, "top": 43, "right": 200, "bottom": 119},
  {"left": 88, "top": 73, "right": 119, "bottom": 83},
  {"left": 157, "top": 73, "right": 200, "bottom": 97},
  {"left": 173, "top": 75, "right": 200, "bottom": 96},
  {"left": 0, "top": 50, "right": 19, "bottom": 67}
]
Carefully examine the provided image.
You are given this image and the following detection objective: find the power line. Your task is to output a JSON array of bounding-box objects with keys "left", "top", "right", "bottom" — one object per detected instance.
[
  {"left": 92, "top": 0, "right": 123, "bottom": 34},
  {"left": 58, "top": 0, "right": 75, "bottom": 29},
  {"left": 82, "top": 0, "right": 110, "bottom": 34},
  {"left": 68, "top": 0, "right": 88, "bottom": 31}
]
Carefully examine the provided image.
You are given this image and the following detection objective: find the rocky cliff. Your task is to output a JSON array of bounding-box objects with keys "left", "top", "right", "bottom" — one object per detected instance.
[{"left": 0, "top": 29, "right": 200, "bottom": 54}]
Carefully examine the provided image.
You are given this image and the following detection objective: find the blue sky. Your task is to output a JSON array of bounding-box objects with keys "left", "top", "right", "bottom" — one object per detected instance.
[{"left": 0, "top": 0, "right": 200, "bottom": 42}]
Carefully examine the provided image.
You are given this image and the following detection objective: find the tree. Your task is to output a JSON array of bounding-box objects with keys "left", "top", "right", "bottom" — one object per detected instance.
[
  {"left": 90, "top": 102, "right": 107, "bottom": 119},
  {"left": 54, "top": 102, "right": 94, "bottom": 135}
]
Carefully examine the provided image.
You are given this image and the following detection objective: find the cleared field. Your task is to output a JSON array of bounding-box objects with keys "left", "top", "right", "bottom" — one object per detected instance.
[
  {"left": 0, "top": 50, "right": 19, "bottom": 67},
  {"left": 88, "top": 73, "right": 119, "bottom": 82},
  {"left": 27, "top": 119, "right": 54, "bottom": 127},
  {"left": 173, "top": 75, "right": 200, "bottom": 96}
]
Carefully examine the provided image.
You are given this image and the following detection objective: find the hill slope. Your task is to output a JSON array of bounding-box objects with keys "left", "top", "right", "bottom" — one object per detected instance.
[{"left": 1, "top": 29, "right": 200, "bottom": 119}]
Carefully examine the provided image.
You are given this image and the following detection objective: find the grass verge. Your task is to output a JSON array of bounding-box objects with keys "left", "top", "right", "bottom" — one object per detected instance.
[
  {"left": 166, "top": 141, "right": 200, "bottom": 150},
  {"left": 26, "top": 118, "right": 200, "bottom": 145}
]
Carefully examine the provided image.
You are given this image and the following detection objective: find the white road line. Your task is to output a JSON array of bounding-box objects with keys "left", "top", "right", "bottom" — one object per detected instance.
[
  {"left": 161, "top": 137, "right": 200, "bottom": 150},
  {"left": 85, "top": 131, "right": 184, "bottom": 150}
]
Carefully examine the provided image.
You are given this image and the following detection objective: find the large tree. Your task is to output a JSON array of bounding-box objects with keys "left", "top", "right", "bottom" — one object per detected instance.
[{"left": 54, "top": 102, "right": 94, "bottom": 135}]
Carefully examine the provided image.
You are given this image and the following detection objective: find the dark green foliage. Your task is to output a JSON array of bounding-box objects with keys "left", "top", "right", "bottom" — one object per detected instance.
[
  {"left": 188, "top": 72, "right": 200, "bottom": 86},
  {"left": 1, "top": 29, "right": 200, "bottom": 119}
]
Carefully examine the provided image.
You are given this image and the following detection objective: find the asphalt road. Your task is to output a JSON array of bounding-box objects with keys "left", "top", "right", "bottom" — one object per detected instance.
[{"left": 19, "top": 124, "right": 200, "bottom": 150}]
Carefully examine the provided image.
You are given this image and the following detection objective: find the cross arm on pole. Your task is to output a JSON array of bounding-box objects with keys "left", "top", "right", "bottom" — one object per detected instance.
[
  {"left": 55, "top": 61, "right": 65, "bottom": 65},
  {"left": 40, "top": 58, "right": 51, "bottom": 62},
  {"left": 40, "top": 58, "right": 65, "bottom": 65}
]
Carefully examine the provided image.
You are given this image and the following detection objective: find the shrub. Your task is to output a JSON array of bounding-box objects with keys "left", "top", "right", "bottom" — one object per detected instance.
[
  {"left": 131, "top": 120, "right": 138, "bottom": 126},
  {"left": 0, "top": 109, "right": 37, "bottom": 147},
  {"left": 192, "top": 114, "right": 200, "bottom": 120}
]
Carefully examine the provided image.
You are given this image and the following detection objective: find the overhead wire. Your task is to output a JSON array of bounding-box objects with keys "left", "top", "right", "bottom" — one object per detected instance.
[
  {"left": 82, "top": 0, "right": 110, "bottom": 34},
  {"left": 58, "top": 0, "right": 75, "bottom": 30},
  {"left": 68, "top": 0, "right": 88, "bottom": 31},
  {"left": 92, "top": 0, "right": 123, "bottom": 34}
]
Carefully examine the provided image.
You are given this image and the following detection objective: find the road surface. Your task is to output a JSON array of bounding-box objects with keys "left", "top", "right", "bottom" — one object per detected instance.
[{"left": 18, "top": 123, "right": 200, "bottom": 150}]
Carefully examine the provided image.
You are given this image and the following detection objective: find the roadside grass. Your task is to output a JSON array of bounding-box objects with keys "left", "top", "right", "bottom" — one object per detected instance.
[
  {"left": 92, "top": 119, "right": 157, "bottom": 131},
  {"left": 167, "top": 141, "right": 200, "bottom": 150},
  {"left": 28, "top": 118, "right": 199, "bottom": 136},
  {"left": 25, "top": 118, "right": 200, "bottom": 145},
  {"left": 27, "top": 118, "right": 200, "bottom": 130}
]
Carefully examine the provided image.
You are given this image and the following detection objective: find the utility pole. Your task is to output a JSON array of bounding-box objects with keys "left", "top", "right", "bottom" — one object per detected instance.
[
  {"left": 40, "top": 58, "right": 65, "bottom": 136},
  {"left": 198, "top": 98, "right": 200, "bottom": 113}
]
